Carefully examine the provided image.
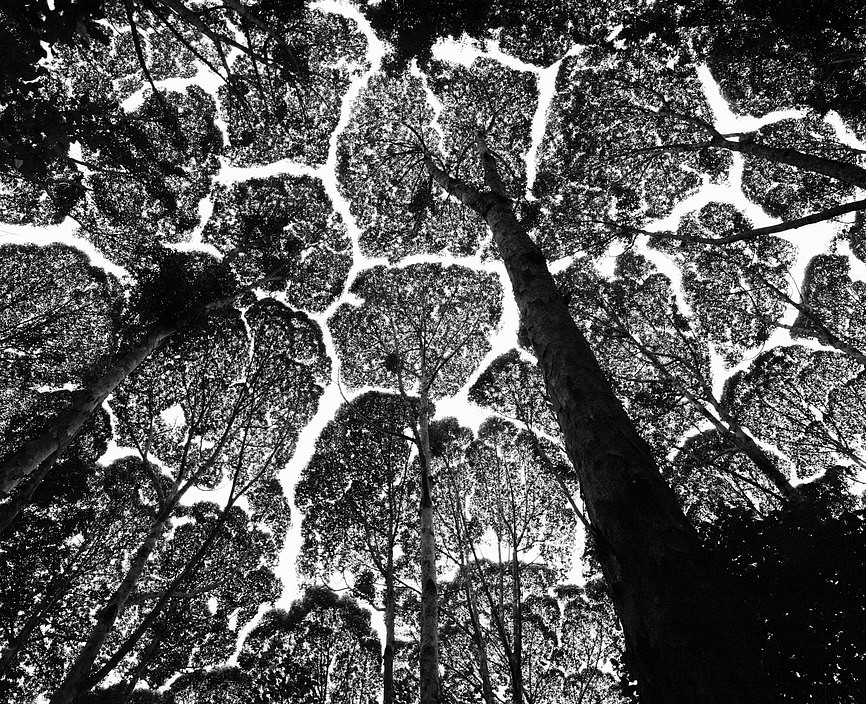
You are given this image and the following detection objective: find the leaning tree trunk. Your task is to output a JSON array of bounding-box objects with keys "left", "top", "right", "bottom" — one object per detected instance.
[
  {"left": 0, "top": 273, "right": 278, "bottom": 499},
  {"left": 713, "top": 135, "right": 866, "bottom": 188},
  {"left": 423, "top": 137, "right": 770, "bottom": 704},
  {"left": 49, "top": 497, "right": 178, "bottom": 704},
  {"left": 0, "top": 325, "right": 175, "bottom": 497},
  {"left": 417, "top": 387, "right": 440, "bottom": 704}
]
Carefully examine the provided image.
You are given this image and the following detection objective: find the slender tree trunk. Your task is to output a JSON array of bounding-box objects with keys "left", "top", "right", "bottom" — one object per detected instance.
[
  {"left": 509, "top": 547, "right": 523, "bottom": 704},
  {"left": 423, "top": 139, "right": 770, "bottom": 703},
  {"left": 0, "top": 446, "right": 65, "bottom": 537},
  {"left": 0, "top": 272, "right": 278, "bottom": 499},
  {"left": 0, "top": 326, "right": 175, "bottom": 496},
  {"left": 383, "top": 571, "right": 396, "bottom": 704},
  {"left": 417, "top": 388, "right": 440, "bottom": 704},
  {"left": 49, "top": 500, "right": 176, "bottom": 704},
  {"left": 461, "top": 564, "right": 496, "bottom": 704},
  {"left": 714, "top": 136, "right": 866, "bottom": 188},
  {"left": 85, "top": 504, "right": 234, "bottom": 690},
  {"left": 0, "top": 569, "right": 77, "bottom": 676}
]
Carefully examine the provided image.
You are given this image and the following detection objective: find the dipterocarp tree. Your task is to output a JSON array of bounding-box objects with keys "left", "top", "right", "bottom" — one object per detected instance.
[
  {"left": 330, "top": 262, "right": 501, "bottom": 704},
  {"left": 296, "top": 391, "right": 416, "bottom": 704},
  {"left": 2, "top": 2, "right": 866, "bottom": 703}
]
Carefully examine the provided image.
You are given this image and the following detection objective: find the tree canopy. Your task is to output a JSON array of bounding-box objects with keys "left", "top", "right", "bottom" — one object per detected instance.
[{"left": 1, "top": 2, "right": 865, "bottom": 703}]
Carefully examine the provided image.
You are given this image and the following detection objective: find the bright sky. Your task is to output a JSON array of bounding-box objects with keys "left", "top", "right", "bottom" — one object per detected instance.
[{"left": 9, "top": 0, "right": 866, "bottom": 685}]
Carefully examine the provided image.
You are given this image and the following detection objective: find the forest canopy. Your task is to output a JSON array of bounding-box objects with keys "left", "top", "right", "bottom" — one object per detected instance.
[{"left": 1, "top": 1, "right": 865, "bottom": 703}]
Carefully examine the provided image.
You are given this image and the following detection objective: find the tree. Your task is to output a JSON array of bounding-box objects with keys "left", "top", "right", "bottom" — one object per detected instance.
[
  {"left": 48, "top": 298, "right": 327, "bottom": 704},
  {"left": 434, "top": 417, "right": 576, "bottom": 704},
  {"left": 331, "top": 262, "right": 501, "bottom": 704},
  {"left": 234, "top": 588, "right": 381, "bottom": 704},
  {"left": 297, "top": 391, "right": 416, "bottom": 704}
]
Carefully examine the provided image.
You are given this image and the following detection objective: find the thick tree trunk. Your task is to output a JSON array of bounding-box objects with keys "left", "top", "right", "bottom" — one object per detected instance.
[
  {"left": 0, "top": 326, "right": 174, "bottom": 497},
  {"left": 0, "top": 446, "right": 65, "bottom": 537},
  {"left": 424, "top": 144, "right": 770, "bottom": 703},
  {"left": 383, "top": 572, "right": 396, "bottom": 704},
  {"left": 714, "top": 136, "right": 866, "bottom": 188},
  {"left": 417, "top": 389, "right": 440, "bottom": 704},
  {"left": 49, "top": 502, "right": 174, "bottom": 704}
]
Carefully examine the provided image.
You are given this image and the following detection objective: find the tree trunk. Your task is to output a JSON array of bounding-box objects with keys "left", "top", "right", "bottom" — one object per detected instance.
[
  {"left": 85, "top": 503, "right": 234, "bottom": 690},
  {"left": 509, "top": 545, "right": 523, "bottom": 704},
  {"left": 383, "top": 572, "right": 396, "bottom": 704},
  {"left": 49, "top": 502, "right": 174, "bottom": 704},
  {"left": 714, "top": 136, "right": 866, "bottom": 188},
  {"left": 0, "top": 446, "right": 65, "bottom": 538},
  {"left": 461, "top": 564, "right": 496, "bottom": 704},
  {"left": 424, "top": 141, "right": 770, "bottom": 703},
  {"left": 0, "top": 272, "right": 276, "bottom": 500},
  {"left": 509, "top": 547, "right": 523, "bottom": 704},
  {"left": 0, "top": 325, "right": 175, "bottom": 497},
  {"left": 0, "top": 569, "right": 77, "bottom": 676},
  {"left": 417, "top": 388, "right": 440, "bottom": 704}
]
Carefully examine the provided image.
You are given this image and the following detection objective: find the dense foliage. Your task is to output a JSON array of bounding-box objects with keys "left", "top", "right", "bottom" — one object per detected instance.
[{"left": 1, "top": 1, "right": 864, "bottom": 703}]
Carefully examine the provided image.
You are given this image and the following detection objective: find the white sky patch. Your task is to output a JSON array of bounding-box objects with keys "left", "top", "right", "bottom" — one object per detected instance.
[
  {"left": 0, "top": 219, "right": 129, "bottom": 280},
  {"left": 159, "top": 403, "right": 186, "bottom": 429},
  {"left": 825, "top": 111, "right": 866, "bottom": 151},
  {"left": 696, "top": 64, "right": 806, "bottom": 135},
  {"left": 270, "top": 0, "right": 388, "bottom": 614},
  {"left": 414, "top": 62, "right": 447, "bottom": 154},
  {"left": 227, "top": 603, "right": 269, "bottom": 666},
  {"left": 274, "top": 379, "right": 345, "bottom": 607},
  {"left": 97, "top": 399, "right": 143, "bottom": 467},
  {"left": 216, "top": 157, "right": 318, "bottom": 186},
  {"left": 525, "top": 58, "right": 563, "bottom": 197}
]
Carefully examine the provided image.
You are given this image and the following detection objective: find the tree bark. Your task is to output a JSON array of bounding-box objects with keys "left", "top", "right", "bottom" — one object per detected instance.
[
  {"left": 0, "top": 325, "right": 175, "bottom": 497},
  {"left": 49, "top": 499, "right": 176, "bottom": 704},
  {"left": 417, "top": 388, "right": 440, "bottom": 704},
  {"left": 714, "top": 136, "right": 866, "bottom": 188},
  {"left": 0, "top": 569, "right": 77, "bottom": 677},
  {"left": 509, "top": 547, "right": 523, "bottom": 704},
  {"left": 383, "top": 571, "right": 396, "bottom": 704},
  {"left": 424, "top": 141, "right": 770, "bottom": 703}
]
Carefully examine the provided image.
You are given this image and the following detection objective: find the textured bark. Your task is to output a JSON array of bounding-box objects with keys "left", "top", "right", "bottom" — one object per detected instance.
[
  {"left": 84, "top": 504, "right": 233, "bottom": 690},
  {"left": 417, "top": 389, "right": 440, "bottom": 704},
  {"left": 509, "top": 548, "right": 523, "bottom": 704},
  {"left": 0, "top": 326, "right": 174, "bottom": 497},
  {"left": 715, "top": 136, "right": 866, "bottom": 188},
  {"left": 383, "top": 572, "right": 396, "bottom": 704},
  {"left": 462, "top": 568, "right": 496, "bottom": 704},
  {"left": 424, "top": 145, "right": 770, "bottom": 703},
  {"left": 49, "top": 506, "right": 173, "bottom": 704}
]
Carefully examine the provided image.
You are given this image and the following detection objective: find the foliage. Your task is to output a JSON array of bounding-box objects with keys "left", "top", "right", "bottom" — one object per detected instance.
[{"left": 705, "top": 487, "right": 866, "bottom": 702}]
